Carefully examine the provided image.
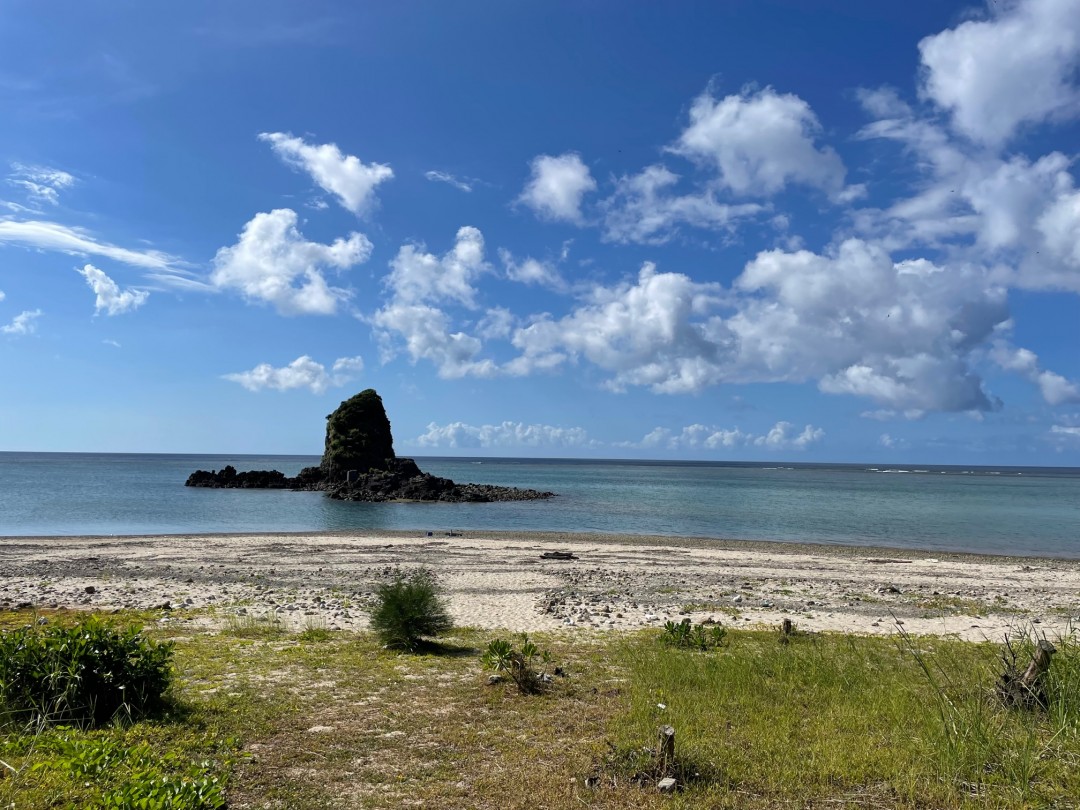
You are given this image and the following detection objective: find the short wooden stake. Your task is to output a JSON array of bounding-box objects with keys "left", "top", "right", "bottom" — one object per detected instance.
[
  {"left": 657, "top": 724, "right": 675, "bottom": 770},
  {"left": 1021, "top": 639, "right": 1056, "bottom": 692},
  {"left": 781, "top": 618, "right": 793, "bottom": 636},
  {"left": 998, "top": 637, "right": 1057, "bottom": 708}
]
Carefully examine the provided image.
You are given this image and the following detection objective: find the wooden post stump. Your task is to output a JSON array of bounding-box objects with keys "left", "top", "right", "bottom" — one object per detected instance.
[
  {"left": 781, "top": 618, "right": 793, "bottom": 636},
  {"left": 998, "top": 638, "right": 1056, "bottom": 708},
  {"left": 657, "top": 725, "right": 676, "bottom": 773}
]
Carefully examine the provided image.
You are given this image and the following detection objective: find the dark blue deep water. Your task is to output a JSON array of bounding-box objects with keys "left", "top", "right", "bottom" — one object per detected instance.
[{"left": 2, "top": 453, "right": 1079, "bottom": 558}]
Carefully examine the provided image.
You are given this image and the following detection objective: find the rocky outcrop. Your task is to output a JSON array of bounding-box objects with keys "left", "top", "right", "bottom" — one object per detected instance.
[
  {"left": 185, "top": 389, "right": 555, "bottom": 503},
  {"left": 320, "top": 389, "right": 396, "bottom": 480},
  {"left": 323, "top": 458, "right": 553, "bottom": 503},
  {"left": 185, "top": 466, "right": 292, "bottom": 489}
]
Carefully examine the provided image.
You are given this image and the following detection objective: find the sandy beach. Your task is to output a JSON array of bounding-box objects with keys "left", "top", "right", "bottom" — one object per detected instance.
[{"left": 1, "top": 531, "right": 1078, "bottom": 641}]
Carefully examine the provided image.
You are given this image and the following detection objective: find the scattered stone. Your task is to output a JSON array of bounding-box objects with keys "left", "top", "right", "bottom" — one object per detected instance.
[
  {"left": 84, "top": 585, "right": 96, "bottom": 594},
  {"left": 657, "top": 777, "right": 677, "bottom": 793}
]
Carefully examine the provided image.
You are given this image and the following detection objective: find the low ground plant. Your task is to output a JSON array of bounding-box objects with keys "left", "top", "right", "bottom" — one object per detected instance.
[
  {"left": 368, "top": 569, "right": 453, "bottom": 650},
  {"left": 32, "top": 734, "right": 228, "bottom": 809},
  {"left": 0, "top": 616, "right": 172, "bottom": 728},
  {"left": 222, "top": 611, "right": 285, "bottom": 638},
  {"left": 661, "top": 618, "right": 727, "bottom": 650},
  {"left": 481, "top": 633, "right": 552, "bottom": 693}
]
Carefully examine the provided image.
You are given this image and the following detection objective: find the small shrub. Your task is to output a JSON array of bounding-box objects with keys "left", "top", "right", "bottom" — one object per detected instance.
[
  {"left": 662, "top": 618, "right": 727, "bottom": 651},
  {"left": 0, "top": 616, "right": 173, "bottom": 728},
  {"left": 368, "top": 569, "right": 453, "bottom": 650},
  {"left": 482, "top": 634, "right": 551, "bottom": 693}
]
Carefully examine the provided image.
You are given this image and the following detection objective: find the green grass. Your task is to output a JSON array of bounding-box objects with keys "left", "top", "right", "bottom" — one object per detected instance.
[
  {"left": 610, "top": 628, "right": 1080, "bottom": 807},
  {"left": 3, "top": 609, "right": 1080, "bottom": 808}
]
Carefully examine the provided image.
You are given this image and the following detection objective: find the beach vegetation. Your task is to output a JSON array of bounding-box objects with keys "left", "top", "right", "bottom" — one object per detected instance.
[
  {"left": 368, "top": 569, "right": 453, "bottom": 651},
  {"left": 25, "top": 733, "right": 228, "bottom": 809},
  {"left": 0, "top": 615, "right": 172, "bottom": 728},
  {"left": 299, "top": 616, "right": 333, "bottom": 642},
  {"left": 221, "top": 611, "right": 286, "bottom": 639},
  {"left": 481, "top": 634, "right": 552, "bottom": 693},
  {"left": 5, "top": 608, "right": 1080, "bottom": 808},
  {"left": 660, "top": 618, "right": 727, "bottom": 650}
]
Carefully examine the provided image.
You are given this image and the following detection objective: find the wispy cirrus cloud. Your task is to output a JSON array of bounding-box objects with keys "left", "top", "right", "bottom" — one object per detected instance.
[
  {"left": 425, "top": 170, "right": 473, "bottom": 192},
  {"left": 7, "top": 163, "right": 75, "bottom": 207},
  {"left": 0, "top": 218, "right": 178, "bottom": 270}
]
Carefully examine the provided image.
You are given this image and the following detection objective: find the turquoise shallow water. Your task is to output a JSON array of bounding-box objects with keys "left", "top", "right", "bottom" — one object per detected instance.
[{"left": 1, "top": 453, "right": 1079, "bottom": 558}]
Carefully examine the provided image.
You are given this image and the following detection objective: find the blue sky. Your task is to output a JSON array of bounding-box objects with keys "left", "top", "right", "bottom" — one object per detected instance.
[{"left": 3, "top": 0, "right": 1080, "bottom": 464}]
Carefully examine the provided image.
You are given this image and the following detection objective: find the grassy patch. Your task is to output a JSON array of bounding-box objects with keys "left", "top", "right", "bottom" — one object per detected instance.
[
  {"left": 609, "top": 628, "right": 1080, "bottom": 807},
  {"left": 221, "top": 611, "right": 287, "bottom": 639},
  {"left": 4, "top": 608, "right": 1080, "bottom": 808}
]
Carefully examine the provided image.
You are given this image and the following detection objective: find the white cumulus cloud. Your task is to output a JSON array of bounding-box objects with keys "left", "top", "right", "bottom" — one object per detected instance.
[
  {"left": 600, "top": 164, "right": 764, "bottom": 244},
  {"left": 518, "top": 153, "right": 596, "bottom": 224},
  {"left": 991, "top": 343, "right": 1080, "bottom": 405},
  {"left": 507, "top": 239, "right": 1011, "bottom": 413},
  {"left": 259, "top": 132, "right": 393, "bottom": 216},
  {"left": 224, "top": 354, "right": 364, "bottom": 394},
  {"left": 415, "top": 420, "right": 592, "bottom": 449},
  {"left": 1051, "top": 425, "right": 1080, "bottom": 440},
  {"left": 75, "top": 264, "right": 148, "bottom": 316},
  {"left": 498, "top": 248, "right": 565, "bottom": 290},
  {"left": 383, "top": 225, "right": 487, "bottom": 307},
  {"left": 633, "top": 421, "right": 824, "bottom": 451},
  {"left": 211, "top": 208, "right": 372, "bottom": 315},
  {"left": 372, "top": 227, "right": 497, "bottom": 379},
  {"left": 508, "top": 261, "right": 727, "bottom": 394},
  {"left": 1, "top": 309, "right": 42, "bottom": 335},
  {"left": 855, "top": 98, "right": 1080, "bottom": 293},
  {"left": 918, "top": 0, "right": 1080, "bottom": 146},
  {"left": 670, "top": 86, "right": 851, "bottom": 199}
]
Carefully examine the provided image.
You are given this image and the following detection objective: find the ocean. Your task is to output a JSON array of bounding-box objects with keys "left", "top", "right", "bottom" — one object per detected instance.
[{"left": 1, "top": 452, "right": 1079, "bottom": 558}]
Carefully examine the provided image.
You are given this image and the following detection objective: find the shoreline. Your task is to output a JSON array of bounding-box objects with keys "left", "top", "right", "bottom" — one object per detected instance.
[
  {"left": 2, "top": 530, "right": 1078, "bottom": 641},
  {"left": 5, "top": 527, "right": 1079, "bottom": 563}
]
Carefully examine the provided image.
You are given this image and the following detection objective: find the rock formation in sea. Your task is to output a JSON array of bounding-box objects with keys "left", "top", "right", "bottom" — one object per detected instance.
[{"left": 185, "top": 389, "right": 554, "bottom": 503}]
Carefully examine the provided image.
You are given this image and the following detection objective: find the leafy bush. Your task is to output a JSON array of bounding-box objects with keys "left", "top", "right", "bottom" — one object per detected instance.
[
  {"left": 482, "top": 634, "right": 552, "bottom": 693},
  {"left": 368, "top": 569, "right": 453, "bottom": 650},
  {"left": 662, "top": 618, "right": 727, "bottom": 651},
  {"left": 0, "top": 616, "right": 173, "bottom": 728}
]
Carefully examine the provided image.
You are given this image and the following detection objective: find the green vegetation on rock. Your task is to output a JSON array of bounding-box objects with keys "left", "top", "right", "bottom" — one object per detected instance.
[{"left": 320, "top": 388, "right": 396, "bottom": 480}]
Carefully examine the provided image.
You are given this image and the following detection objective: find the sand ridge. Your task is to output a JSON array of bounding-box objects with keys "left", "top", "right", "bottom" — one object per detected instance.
[{"left": 1, "top": 531, "right": 1078, "bottom": 641}]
